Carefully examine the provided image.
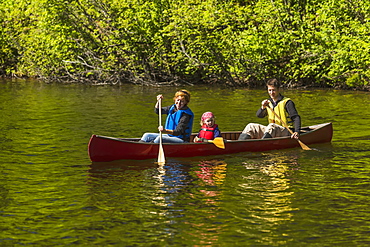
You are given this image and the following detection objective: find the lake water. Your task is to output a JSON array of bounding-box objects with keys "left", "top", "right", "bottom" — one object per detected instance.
[{"left": 0, "top": 79, "right": 369, "bottom": 246}]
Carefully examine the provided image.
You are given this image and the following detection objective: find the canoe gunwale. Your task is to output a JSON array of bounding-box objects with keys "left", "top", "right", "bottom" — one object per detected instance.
[{"left": 94, "top": 122, "right": 323, "bottom": 145}]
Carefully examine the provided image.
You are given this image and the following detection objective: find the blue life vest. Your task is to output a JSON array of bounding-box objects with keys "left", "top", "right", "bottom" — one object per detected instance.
[{"left": 165, "top": 104, "right": 194, "bottom": 141}]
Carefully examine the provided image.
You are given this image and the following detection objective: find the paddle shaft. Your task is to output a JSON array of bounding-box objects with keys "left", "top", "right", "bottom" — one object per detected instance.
[
  {"left": 157, "top": 98, "right": 165, "bottom": 164},
  {"left": 266, "top": 105, "right": 311, "bottom": 150}
]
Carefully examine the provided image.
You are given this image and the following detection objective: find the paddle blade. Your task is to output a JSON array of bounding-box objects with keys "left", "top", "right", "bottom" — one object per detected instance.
[
  {"left": 157, "top": 145, "right": 165, "bottom": 165},
  {"left": 298, "top": 140, "right": 311, "bottom": 150},
  {"left": 209, "top": 137, "right": 225, "bottom": 149}
]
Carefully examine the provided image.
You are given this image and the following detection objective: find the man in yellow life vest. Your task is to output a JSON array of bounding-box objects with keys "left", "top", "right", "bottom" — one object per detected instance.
[{"left": 239, "top": 78, "right": 301, "bottom": 140}]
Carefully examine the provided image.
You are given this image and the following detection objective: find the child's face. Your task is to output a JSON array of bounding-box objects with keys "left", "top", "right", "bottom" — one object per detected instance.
[{"left": 204, "top": 118, "right": 215, "bottom": 127}]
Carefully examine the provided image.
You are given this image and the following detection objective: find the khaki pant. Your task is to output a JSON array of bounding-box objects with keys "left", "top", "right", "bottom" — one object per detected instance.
[{"left": 242, "top": 123, "right": 290, "bottom": 139}]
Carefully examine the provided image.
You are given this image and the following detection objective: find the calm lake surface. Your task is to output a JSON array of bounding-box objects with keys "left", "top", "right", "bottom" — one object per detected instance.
[{"left": 0, "top": 79, "right": 369, "bottom": 246}]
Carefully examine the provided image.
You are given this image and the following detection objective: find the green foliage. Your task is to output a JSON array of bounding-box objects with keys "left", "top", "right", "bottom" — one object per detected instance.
[{"left": 0, "top": 0, "right": 369, "bottom": 89}]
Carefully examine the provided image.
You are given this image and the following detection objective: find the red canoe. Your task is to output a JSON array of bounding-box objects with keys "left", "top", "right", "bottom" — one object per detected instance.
[{"left": 88, "top": 122, "right": 333, "bottom": 162}]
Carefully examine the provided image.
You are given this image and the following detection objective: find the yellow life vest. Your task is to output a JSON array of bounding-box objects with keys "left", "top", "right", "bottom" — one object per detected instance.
[{"left": 267, "top": 97, "right": 293, "bottom": 128}]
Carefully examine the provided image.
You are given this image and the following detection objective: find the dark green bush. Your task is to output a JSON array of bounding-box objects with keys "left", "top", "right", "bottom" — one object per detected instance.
[{"left": 0, "top": 0, "right": 369, "bottom": 90}]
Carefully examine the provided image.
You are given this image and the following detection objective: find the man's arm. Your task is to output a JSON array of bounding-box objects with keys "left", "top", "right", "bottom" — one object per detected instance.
[
  {"left": 285, "top": 100, "right": 301, "bottom": 132},
  {"left": 256, "top": 99, "right": 270, "bottom": 118},
  {"left": 256, "top": 107, "right": 267, "bottom": 118}
]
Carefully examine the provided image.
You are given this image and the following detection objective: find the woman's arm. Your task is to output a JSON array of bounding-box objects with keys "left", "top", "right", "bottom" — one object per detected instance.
[{"left": 155, "top": 105, "right": 171, "bottom": 114}]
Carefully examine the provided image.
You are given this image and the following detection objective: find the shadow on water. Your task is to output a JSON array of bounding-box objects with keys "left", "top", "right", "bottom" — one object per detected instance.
[{"left": 89, "top": 159, "right": 157, "bottom": 174}]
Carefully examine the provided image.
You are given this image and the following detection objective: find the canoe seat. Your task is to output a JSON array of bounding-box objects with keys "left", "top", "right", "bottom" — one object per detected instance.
[{"left": 190, "top": 132, "right": 241, "bottom": 142}]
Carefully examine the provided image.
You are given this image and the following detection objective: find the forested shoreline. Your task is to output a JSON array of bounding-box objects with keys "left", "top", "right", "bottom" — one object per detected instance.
[{"left": 0, "top": 0, "right": 369, "bottom": 90}]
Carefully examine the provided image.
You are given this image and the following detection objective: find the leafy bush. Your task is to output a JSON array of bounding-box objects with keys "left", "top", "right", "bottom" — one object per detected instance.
[{"left": 0, "top": 0, "right": 369, "bottom": 90}]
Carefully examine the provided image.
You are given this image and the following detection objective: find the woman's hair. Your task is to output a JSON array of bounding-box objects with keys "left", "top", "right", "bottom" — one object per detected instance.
[{"left": 174, "top": 90, "right": 191, "bottom": 103}]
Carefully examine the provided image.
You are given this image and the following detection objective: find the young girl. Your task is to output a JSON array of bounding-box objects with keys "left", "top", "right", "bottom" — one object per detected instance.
[{"left": 194, "top": 112, "right": 222, "bottom": 142}]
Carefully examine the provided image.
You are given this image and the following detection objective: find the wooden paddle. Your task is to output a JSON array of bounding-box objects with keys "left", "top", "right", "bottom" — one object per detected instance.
[
  {"left": 208, "top": 137, "right": 225, "bottom": 149},
  {"left": 157, "top": 98, "right": 166, "bottom": 165},
  {"left": 266, "top": 105, "right": 311, "bottom": 150}
]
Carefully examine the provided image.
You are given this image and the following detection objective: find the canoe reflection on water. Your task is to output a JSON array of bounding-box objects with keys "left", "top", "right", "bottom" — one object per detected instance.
[
  {"left": 241, "top": 153, "right": 303, "bottom": 225},
  {"left": 88, "top": 158, "right": 228, "bottom": 203},
  {"left": 88, "top": 158, "right": 228, "bottom": 190},
  {"left": 87, "top": 158, "right": 228, "bottom": 242},
  {"left": 154, "top": 159, "right": 228, "bottom": 245}
]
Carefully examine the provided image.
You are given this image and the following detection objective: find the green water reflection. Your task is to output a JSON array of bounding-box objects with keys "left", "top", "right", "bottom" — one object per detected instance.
[{"left": 0, "top": 79, "right": 369, "bottom": 246}]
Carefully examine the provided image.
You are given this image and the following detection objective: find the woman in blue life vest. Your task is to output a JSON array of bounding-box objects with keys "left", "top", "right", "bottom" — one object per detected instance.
[
  {"left": 194, "top": 112, "right": 222, "bottom": 142},
  {"left": 140, "top": 90, "right": 194, "bottom": 143},
  {"left": 238, "top": 78, "right": 301, "bottom": 140}
]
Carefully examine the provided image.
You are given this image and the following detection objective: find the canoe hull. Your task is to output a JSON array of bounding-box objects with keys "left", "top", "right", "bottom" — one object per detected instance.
[{"left": 88, "top": 122, "right": 333, "bottom": 162}]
